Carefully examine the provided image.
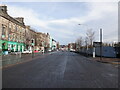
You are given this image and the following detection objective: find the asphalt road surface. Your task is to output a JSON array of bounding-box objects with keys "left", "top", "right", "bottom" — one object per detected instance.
[{"left": 2, "top": 51, "right": 119, "bottom": 88}]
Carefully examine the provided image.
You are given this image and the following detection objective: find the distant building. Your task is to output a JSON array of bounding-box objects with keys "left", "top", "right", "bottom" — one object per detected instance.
[
  {"left": 56, "top": 42, "right": 60, "bottom": 50},
  {"left": 59, "top": 45, "right": 68, "bottom": 51},
  {"left": 52, "top": 39, "right": 57, "bottom": 51},
  {"left": 68, "top": 43, "right": 76, "bottom": 51}
]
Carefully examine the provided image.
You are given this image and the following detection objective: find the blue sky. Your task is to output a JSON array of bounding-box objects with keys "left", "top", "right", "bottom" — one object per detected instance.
[{"left": 1, "top": 1, "right": 118, "bottom": 45}]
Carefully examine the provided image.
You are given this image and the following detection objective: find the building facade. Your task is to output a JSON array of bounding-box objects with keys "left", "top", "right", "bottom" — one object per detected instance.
[
  {"left": 25, "top": 26, "right": 36, "bottom": 51},
  {"left": 52, "top": 39, "right": 57, "bottom": 51},
  {"left": 0, "top": 5, "right": 26, "bottom": 54},
  {"left": 0, "top": 5, "right": 58, "bottom": 55},
  {"left": 68, "top": 43, "right": 76, "bottom": 51}
]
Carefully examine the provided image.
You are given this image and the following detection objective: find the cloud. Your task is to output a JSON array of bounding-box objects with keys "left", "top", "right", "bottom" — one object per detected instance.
[
  {"left": 7, "top": 5, "right": 49, "bottom": 28},
  {"left": 6, "top": 2, "right": 118, "bottom": 44}
]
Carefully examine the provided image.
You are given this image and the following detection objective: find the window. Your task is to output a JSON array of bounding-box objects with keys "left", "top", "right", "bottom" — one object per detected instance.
[
  {"left": 13, "top": 24, "right": 15, "bottom": 30},
  {"left": 2, "top": 24, "right": 6, "bottom": 38},
  {"left": 8, "top": 28, "right": 11, "bottom": 41},
  {"left": 16, "top": 25, "right": 17, "bottom": 31},
  {"left": 9, "top": 22, "right": 12, "bottom": 28},
  {"left": 32, "top": 40, "right": 34, "bottom": 43}
]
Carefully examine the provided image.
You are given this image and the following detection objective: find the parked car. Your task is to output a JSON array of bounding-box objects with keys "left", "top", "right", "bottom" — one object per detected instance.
[
  {"left": 70, "top": 49, "right": 76, "bottom": 52},
  {"left": 48, "top": 50, "right": 51, "bottom": 52},
  {"left": 22, "top": 50, "right": 32, "bottom": 54},
  {"left": 34, "top": 50, "right": 39, "bottom": 53}
]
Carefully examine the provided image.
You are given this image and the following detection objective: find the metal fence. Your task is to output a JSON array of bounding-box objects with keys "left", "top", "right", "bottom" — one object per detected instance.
[{"left": 78, "top": 46, "right": 117, "bottom": 58}]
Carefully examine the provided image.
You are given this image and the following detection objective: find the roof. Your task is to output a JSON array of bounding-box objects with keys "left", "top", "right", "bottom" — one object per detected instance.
[{"left": 0, "top": 5, "right": 25, "bottom": 28}]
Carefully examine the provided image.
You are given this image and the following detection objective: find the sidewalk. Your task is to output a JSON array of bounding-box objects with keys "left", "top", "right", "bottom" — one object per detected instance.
[
  {"left": 89, "top": 57, "right": 120, "bottom": 65},
  {"left": 1, "top": 52, "right": 44, "bottom": 69}
]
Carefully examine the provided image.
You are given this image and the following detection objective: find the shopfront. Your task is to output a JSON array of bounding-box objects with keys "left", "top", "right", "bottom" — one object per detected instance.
[
  {"left": 18, "top": 43, "right": 25, "bottom": 52},
  {"left": 8, "top": 41, "right": 17, "bottom": 52},
  {"left": 8, "top": 41, "right": 25, "bottom": 52}
]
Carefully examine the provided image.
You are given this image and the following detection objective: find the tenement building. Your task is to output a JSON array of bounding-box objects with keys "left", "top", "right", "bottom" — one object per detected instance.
[
  {"left": 0, "top": 5, "right": 26, "bottom": 54},
  {"left": 25, "top": 26, "right": 37, "bottom": 51},
  {"left": 0, "top": 5, "right": 58, "bottom": 55}
]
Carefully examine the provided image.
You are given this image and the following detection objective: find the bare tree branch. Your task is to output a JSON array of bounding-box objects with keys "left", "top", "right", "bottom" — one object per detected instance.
[{"left": 86, "top": 29, "right": 95, "bottom": 47}]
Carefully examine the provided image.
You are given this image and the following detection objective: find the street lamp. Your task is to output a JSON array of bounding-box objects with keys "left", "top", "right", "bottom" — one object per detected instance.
[
  {"left": 78, "top": 24, "right": 89, "bottom": 57},
  {"left": 78, "top": 24, "right": 103, "bottom": 59},
  {"left": 100, "top": 28, "right": 102, "bottom": 60}
]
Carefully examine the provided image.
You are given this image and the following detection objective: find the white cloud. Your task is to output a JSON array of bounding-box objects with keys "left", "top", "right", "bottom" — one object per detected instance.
[
  {"left": 7, "top": 5, "right": 49, "bottom": 28},
  {"left": 6, "top": 2, "right": 118, "bottom": 44}
]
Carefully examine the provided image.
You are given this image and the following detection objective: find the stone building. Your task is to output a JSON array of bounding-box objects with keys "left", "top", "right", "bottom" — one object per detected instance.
[
  {"left": 44, "top": 33, "right": 50, "bottom": 52},
  {"left": 36, "top": 32, "right": 50, "bottom": 52},
  {"left": 0, "top": 5, "right": 58, "bottom": 54},
  {"left": 25, "top": 26, "right": 36, "bottom": 51},
  {"left": 0, "top": 5, "right": 26, "bottom": 54}
]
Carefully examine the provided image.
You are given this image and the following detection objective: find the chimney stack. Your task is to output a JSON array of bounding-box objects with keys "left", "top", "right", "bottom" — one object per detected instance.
[
  {"left": 14, "top": 17, "right": 24, "bottom": 24},
  {"left": 0, "top": 5, "right": 7, "bottom": 14}
]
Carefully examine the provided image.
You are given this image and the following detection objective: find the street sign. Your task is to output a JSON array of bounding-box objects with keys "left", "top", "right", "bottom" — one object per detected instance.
[{"left": 93, "top": 42, "right": 102, "bottom": 47}]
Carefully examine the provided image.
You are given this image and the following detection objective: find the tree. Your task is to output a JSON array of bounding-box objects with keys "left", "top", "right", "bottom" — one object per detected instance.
[
  {"left": 86, "top": 29, "right": 95, "bottom": 47},
  {"left": 75, "top": 36, "right": 84, "bottom": 50},
  {"left": 84, "top": 37, "right": 88, "bottom": 48}
]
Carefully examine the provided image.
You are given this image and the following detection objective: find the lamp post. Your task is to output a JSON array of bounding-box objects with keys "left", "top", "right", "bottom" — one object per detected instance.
[
  {"left": 100, "top": 28, "right": 102, "bottom": 60},
  {"left": 78, "top": 24, "right": 90, "bottom": 57},
  {"left": 78, "top": 24, "right": 97, "bottom": 58}
]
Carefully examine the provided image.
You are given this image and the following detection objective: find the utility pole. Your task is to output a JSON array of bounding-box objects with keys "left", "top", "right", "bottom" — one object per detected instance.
[{"left": 100, "top": 28, "right": 102, "bottom": 60}]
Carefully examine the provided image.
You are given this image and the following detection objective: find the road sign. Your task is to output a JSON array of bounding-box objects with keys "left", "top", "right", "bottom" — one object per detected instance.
[{"left": 93, "top": 42, "right": 102, "bottom": 47}]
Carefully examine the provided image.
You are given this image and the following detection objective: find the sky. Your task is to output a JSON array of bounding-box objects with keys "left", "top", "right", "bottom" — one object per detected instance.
[{"left": 1, "top": 0, "right": 118, "bottom": 45}]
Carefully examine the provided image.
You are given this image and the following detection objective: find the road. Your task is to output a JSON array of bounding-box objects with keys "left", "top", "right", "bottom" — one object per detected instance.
[{"left": 2, "top": 51, "right": 119, "bottom": 88}]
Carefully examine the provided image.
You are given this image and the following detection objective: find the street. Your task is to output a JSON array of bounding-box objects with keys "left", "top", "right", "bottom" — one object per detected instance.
[{"left": 2, "top": 51, "right": 118, "bottom": 88}]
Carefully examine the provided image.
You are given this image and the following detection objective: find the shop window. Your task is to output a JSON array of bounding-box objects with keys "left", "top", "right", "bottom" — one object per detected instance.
[{"left": 8, "top": 44, "right": 12, "bottom": 51}]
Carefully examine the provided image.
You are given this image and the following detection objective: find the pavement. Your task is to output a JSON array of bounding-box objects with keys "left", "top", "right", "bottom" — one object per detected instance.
[
  {"left": 2, "top": 51, "right": 119, "bottom": 88},
  {"left": 1, "top": 52, "right": 46, "bottom": 69},
  {"left": 89, "top": 57, "right": 120, "bottom": 65}
]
